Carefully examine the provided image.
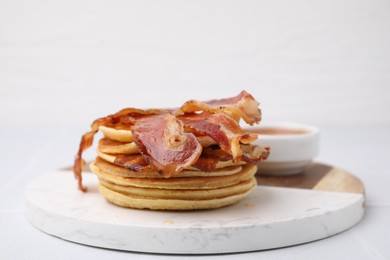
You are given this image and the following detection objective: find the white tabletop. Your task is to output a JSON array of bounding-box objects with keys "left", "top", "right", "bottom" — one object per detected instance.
[{"left": 1, "top": 123, "right": 389, "bottom": 259}]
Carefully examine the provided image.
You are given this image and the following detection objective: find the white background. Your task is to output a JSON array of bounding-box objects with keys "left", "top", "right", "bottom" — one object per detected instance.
[
  {"left": 1, "top": 1, "right": 390, "bottom": 259},
  {"left": 1, "top": 0, "right": 389, "bottom": 126}
]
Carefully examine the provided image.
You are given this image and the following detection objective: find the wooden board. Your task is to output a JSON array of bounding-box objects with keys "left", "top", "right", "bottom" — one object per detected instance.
[
  {"left": 256, "top": 162, "right": 365, "bottom": 194},
  {"left": 25, "top": 162, "right": 365, "bottom": 254}
]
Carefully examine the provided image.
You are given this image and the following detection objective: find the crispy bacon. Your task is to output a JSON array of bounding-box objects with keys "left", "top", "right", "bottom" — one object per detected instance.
[
  {"left": 105, "top": 144, "right": 268, "bottom": 173},
  {"left": 176, "top": 90, "right": 261, "bottom": 125},
  {"left": 106, "top": 150, "right": 226, "bottom": 173},
  {"left": 191, "top": 146, "right": 233, "bottom": 171},
  {"left": 114, "top": 154, "right": 156, "bottom": 172},
  {"left": 178, "top": 111, "right": 257, "bottom": 162},
  {"left": 193, "top": 145, "right": 269, "bottom": 171},
  {"left": 74, "top": 130, "right": 96, "bottom": 191},
  {"left": 240, "top": 145, "right": 270, "bottom": 164},
  {"left": 131, "top": 114, "right": 202, "bottom": 176},
  {"left": 107, "top": 148, "right": 225, "bottom": 173},
  {"left": 74, "top": 108, "right": 165, "bottom": 191}
]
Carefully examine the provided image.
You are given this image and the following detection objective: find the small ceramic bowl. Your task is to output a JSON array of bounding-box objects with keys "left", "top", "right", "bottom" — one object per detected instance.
[{"left": 246, "top": 122, "right": 320, "bottom": 175}]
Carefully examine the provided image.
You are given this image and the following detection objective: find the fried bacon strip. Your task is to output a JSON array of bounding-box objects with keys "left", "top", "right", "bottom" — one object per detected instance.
[
  {"left": 176, "top": 90, "right": 261, "bottom": 125},
  {"left": 105, "top": 144, "right": 269, "bottom": 173},
  {"left": 240, "top": 145, "right": 270, "bottom": 164},
  {"left": 114, "top": 154, "right": 156, "bottom": 172},
  {"left": 131, "top": 114, "right": 202, "bottom": 176},
  {"left": 74, "top": 108, "right": 165, "bottom": 191},
  {"left": 178, "top": 111, "right": 257, "bottom": 162},
  {"left": 192, "top": 145, "right": 269, "bottom": 171}
]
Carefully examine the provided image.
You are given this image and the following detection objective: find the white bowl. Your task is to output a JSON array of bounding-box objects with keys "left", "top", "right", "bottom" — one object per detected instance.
[{"left": 246, "top": 122, "right": 320, "bottom": 176}]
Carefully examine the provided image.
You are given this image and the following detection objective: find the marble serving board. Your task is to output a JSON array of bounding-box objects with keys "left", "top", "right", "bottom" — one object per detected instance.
[{"left": 25, "top": 163, "right": 365, "bottom": 254}]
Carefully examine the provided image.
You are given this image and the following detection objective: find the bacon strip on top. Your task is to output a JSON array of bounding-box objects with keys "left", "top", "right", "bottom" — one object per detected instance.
[
  {"left": 131, "top": 114, "right": 202, "bottom": 177},
  {"left": 178, "top": 111, "right": 257, "bottom": 162},
  {"left": 176, "top": 90, "right": 261, "bottom": 125},
  {"left": 74, "top": 108, "right": 166, "bottom": 191}
]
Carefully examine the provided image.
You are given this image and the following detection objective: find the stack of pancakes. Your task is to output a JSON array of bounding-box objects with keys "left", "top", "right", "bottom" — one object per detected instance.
[
  {"left": 90, "top": 125, "right": 266, "bottom": 210},
  {"left": 74, "top": 91, "right": 270, "bottom": 211}
]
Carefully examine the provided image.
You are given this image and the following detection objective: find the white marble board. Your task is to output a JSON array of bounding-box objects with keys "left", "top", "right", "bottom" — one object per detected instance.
[{"left": 25, "top": 169, "right": 364, "bottom": 254}]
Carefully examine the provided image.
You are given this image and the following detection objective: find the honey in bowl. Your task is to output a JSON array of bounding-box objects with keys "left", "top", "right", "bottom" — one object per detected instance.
[
  {"left": 245, "top": 123, "right": 320, "bottom": 176},
  {"left": 247, "top": 127, "right": 309, "bottom": 136}
]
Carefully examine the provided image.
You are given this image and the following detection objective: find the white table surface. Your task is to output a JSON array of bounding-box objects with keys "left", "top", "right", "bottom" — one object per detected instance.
[
  {"left": 1, "top": 0, "right": 389, "bottom": 258},
  {"left": 1, "top": 122, "right": 389, "bottom": 260}
]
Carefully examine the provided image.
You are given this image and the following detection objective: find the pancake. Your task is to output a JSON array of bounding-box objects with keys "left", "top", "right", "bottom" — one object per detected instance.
[
  {"left": 90, "top": 163, "right": 257, "bottom": 190},
  {"left": 98, "top": 138, "right": 139, "bottom": 154},
  {"left": 99, "top": 126, "right": 133, "bottom": 142},
  {"left": 97, "top": 181, "right": 255, "bottom": 210},
  {"left": 94, "top": 156, "right": 243, "bottom": 178},
  {"left": 99, "top": 178, "right": 256, "bottom": 200}
]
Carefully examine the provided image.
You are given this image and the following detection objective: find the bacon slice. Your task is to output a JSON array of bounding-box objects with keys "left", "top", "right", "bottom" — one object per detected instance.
[
  {"left": 74, "top": 108, "right": 166, "bottom": 191},
  {"left": 178, "top": 111, "right": 257, "bottom": 162},
  {"left": 114, "top": 154, "right": 156, "bottom": 172},
  {"left": 191, "top": 146, "right": 233, "bottom": 172},
  {"left": 240, "top": 145, "right": 270, "bottom": 164},
  {"left": 193, "top": 145, "right": 269, "bottom": 171},
  {"left": 131, "top": 114, "right": 202, "bottom": 176},
  {"left": 176, "top": 90, "right": 261, "bottom": 125},
  {"left": 106, "top": 149, "right": 228, "bottom": 173},
  {"left": 103, "top": 144, "right": 269, "bottom": 173},
  {"left": 74, "top": 130, "right": 96, "bottom": 191}
]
